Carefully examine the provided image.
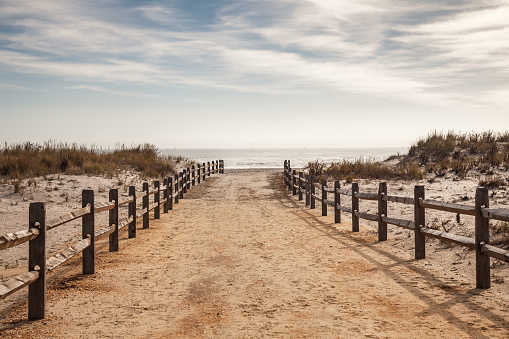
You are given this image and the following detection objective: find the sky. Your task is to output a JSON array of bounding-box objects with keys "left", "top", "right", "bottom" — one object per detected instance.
[{"left": 0, "top": 0, "right": 508, "bottom": 149}]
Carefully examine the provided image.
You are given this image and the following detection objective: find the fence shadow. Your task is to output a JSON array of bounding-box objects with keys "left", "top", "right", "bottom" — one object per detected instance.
[{"left": 270, "top": 172, "right": 509, "bottom": 339}]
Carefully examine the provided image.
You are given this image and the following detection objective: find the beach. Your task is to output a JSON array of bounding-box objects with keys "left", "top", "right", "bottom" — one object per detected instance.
[{"left": 1, "top": 170, "right": 508, "bottom": 337}]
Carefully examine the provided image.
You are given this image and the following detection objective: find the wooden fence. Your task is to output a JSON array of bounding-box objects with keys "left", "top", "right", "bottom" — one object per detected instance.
[
  {"left": 0, "top": 160, "right": 224, "bottom": 320},
  {"left": 283, "top": 160, "right": 509, "bottom": 289}
]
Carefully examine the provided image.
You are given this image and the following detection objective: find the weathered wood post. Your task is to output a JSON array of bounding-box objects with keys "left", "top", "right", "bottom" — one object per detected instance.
[
  {"left": 143, "top": 182, "right": 149, "bottom": 228},
  {"left": 82, "top": 190, "right": 95, "bottom": 274},
  {"left": 475, "top": 187, "right": 490, "bottom": 289},
  {"left": 298, "top": 172, "right": 303, "bottom": 201},
  {"left": 310, "top": 175, "right": 315, "bottom": 209},
  {"left": 322, "top": 179, "right": 327, "bottom": 216},
  {"left": 174, "top": 174, "right": 179, "bottom": 204},
  {"left": 305, "top": 174, "right": 311, "bottom": 207},
  {"left": 202, "top": 163, "right": 206, "bottom": 180},
  {"left": 414, "top": 185, "right": 426, "bottom": 259},
  {"left": 154, "top": 180, "right": 160, "bottom": 220},
  {"left": 109, "top": 189, "right": 119, "bottom": 252},
  {"left": 334, "top": 181, "right": 341, "bottom": 223},
  {"left": 284, "top": 160, "right": 288, "bottom": 186},
  {"left": 128, "top": 186, "right": 136, "bottom": 238},
  {"left": 378, "top": 183, "right": 387, "bottom": 241},
  {"left": 169, "top": 177, "right": 174, "bottom": 210},
  {"left": 192, "top": 165, "right": 196, "bottom": 186},
  {"left": 292, "top": 170, "right": 297, "bottom": 195},
  {"left": 186, "top": 168, "right": 191, "bottom": 190},
  {"left": 352, "top": 183, "right": 359, "bottom": 232},
  {"left": 163, "top": 178, "right": 169, "bottom": 213},
  {"left": 287, "top": 161, "right": 291, "bottom": 190},
  {"left": 183, "top": 171, "right": 188, "bottom": 194},
  {"left": 28, "top": 202, "right": 46, "bottom": 320},
  {"left": 197, "top": 164, "right": 201, "bottom": 184},
  {"left": 207, "top": 162, "right": 211, "bottom": 176},
  {"left": 179, "top": 172, "right": 184, "bottom": 199}
]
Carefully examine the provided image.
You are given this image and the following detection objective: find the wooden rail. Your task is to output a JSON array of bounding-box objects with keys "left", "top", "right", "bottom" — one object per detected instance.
[
  {"left": 0, "top": 159, "right": 224, "bottom": 319},
  {"left": 283, "top": 161, "right": 509, "bottom": 290}
]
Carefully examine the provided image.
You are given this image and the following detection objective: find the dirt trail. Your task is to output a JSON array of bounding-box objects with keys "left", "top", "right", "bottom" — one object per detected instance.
[{"left": 1, "top": 171, "right": 509, "bottom": 338}]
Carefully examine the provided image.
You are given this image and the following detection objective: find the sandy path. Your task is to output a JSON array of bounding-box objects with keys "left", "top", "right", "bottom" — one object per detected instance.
[{"left": 1, "top": 171, "right": 508, "bottom": 338}]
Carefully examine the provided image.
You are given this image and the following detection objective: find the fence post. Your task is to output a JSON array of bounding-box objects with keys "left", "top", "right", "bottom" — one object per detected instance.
[
  {"left": 163, "top": 178, "right": 169, "bottom": 213},
  {"left": 82, "top": 190, "right": 95, "bottom": 274},
  {"left": 216, "top": 160, "right": 219, "bottom": 173},
  {"left": 322, "top": 179, "right": 327, "bottom": 216},
  {"left": 221, "top": 160, "right": 224, "bottom": 174},
  {"left": 292, "top": 170, "right": 297, "bottom": 195},
  {"left": 475, "top": 187, "right": 490, "bottom": 289},
  {"left": 287, "top": 161, "right": 291, "bottom": 190},
  {"left": 378, "top": 183, "right": 387, "bottom": 241},
  {"left": 143, "top": 182, "right": 149, "bottom": 228},
  {"left": 192, "top": 165, "right": 196, "bottom": 186},
  {"left": 208, "top": 162, "right": 211, "bottom": 176},
  {"left": 202, "top": 163, "right": 206, "bottom": 180},
  {"left": 109, "top": 189, "right": 119, "bottom": 252},
  {"left": 284, "top": 160, "right": 288, "bottom": 185},
  {"left": 310, "top": 175, "right": 315, "bottom": 209},
  {"left": 174, "top": 174, "right": 179, "bottom": 204},
  {"left": 334, "top": 181, "right": 341, "bottom": 223},
  {"left": 128, "top": 186, "right": 136, "bottom": 238},
  {"left": 154, "top": 180, "right": 160, "bottom": 220},
  {"left": 179, "top": 172, "right": 184, "bottom": 199},
  {"left": 186, "top": 168, "right": 191, "bottom": 190},
  {"left": 305, "top": 174, "right": 311, "bottom": 207},
  {"left": 352, "top": 183, "right": 359, "bottom": 232},
  {"left": 414, "top": 185, "right": 426, "bottom": 259},
  {"left": 182, "top": 171, "right": 188, "bottom": 194},
  {"left": 28, "top": 202, "right": 46, "bottom": 320},
  {"left": 298, "top": 172, "right": 303, "bottom": 201},
  {"left": 197, "top": 164, "right": 201, "bottom": 183},
  {"left": 169, "top": 177, "right": 174, "bottom": 210}
]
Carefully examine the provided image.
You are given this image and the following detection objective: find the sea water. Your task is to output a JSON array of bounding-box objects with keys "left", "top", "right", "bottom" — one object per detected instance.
[{"left": 160, "top": 148, "right": 407, "bottom": 169}]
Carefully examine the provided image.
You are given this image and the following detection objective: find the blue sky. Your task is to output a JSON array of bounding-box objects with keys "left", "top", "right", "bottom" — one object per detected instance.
[{"left": 1, "top": 0, "right": 508, "bottom": 148}]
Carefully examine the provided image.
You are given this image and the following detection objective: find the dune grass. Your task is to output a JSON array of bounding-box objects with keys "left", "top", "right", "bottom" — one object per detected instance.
[{"left": 0, "top": 141, "right": 190, "bottom": 180}]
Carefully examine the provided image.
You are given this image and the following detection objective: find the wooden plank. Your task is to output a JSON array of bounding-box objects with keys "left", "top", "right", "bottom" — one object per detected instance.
[
  {"left": 482, "top": 208, "right": 509, "bottom": 222},
  {"left": 383, "top": 195, "right": 415, "bottom": 205},
  {"left": 95, "top": 224, "right": 115, "bottom": 240},
  {"left": 0, "top": 271, "right": 39, "bottom": 300},
  {"left": 312, "top": 182, "right": 321, "bottom": 189},
  {"left": 420, "top": 227, "right": 475, "bottom": 249},
  {"left": 324, "top": 199, "right": 334, "bottom": 206},
  {"left": 148, "top": 188, "right": 158, "bottom": 195},
  {"left": 337, "top": 189, "right": 352, "bottom": 196},
  {"left": 337, "top": 204, "right": 352, "bottom": 214},
  {"left": 324, "top": 187, "right": 335, "bottom": 193},
  {"left": 94, "top": 201, "right": 115, "bottom": 214},
  {"left": 354, "top": 192, "right": 377, "bottom": 201},
  {"left": 160, "top": 198, "right": 168, "bottom": 205},
  {"left": 148, "top": 201, "right": 158, "bottom": 212},
  {"left": 136, "top": 208, "right": 148, "bottom": 219},
  {"left": 46, "top": 237, "right": 91, "bottom": 271},
  {"left": 118, "top": 216, "right": 133, "bottom": 230},
  {"left": 136, "top": 191, "right": 147, "bottom": 199},
  {"left": 354, "top": 211, "right": 378, "bottom": 222},
  {"left": 481, "top": 243, "right": 509, "bottom": 263},
  {"left": 118, "top": 196, "right": 134, "bottom": 206},
  {"left": 420, "top": 199, "right": 475, "bottom": 216},
  {"left": 0, "top": 228, "right": 39, "bottom": 251},
  {"left": 47, "top": 205, "right": 91, "bottom": 230},
  {"left": 382, "top": 216, "right": 415, "bottom": 230}
]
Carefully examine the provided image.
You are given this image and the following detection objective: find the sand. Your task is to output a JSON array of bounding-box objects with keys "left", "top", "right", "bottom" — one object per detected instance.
[{"left": 1, "top": 170, "right": 508, "bottom": 337}]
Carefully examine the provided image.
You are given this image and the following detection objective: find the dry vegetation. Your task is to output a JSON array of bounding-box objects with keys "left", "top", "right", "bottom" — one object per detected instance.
[
  {"left": 306, "top": 130, "right": 509, "bottom": 184},
  {"left": 0, "top": 141, "right": 193, "bottom": 185}
]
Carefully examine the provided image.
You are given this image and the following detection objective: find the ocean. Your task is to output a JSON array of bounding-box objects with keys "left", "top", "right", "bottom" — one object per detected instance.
[{"left": 160, "top": 148, "right": 407, "bottom": 169}]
